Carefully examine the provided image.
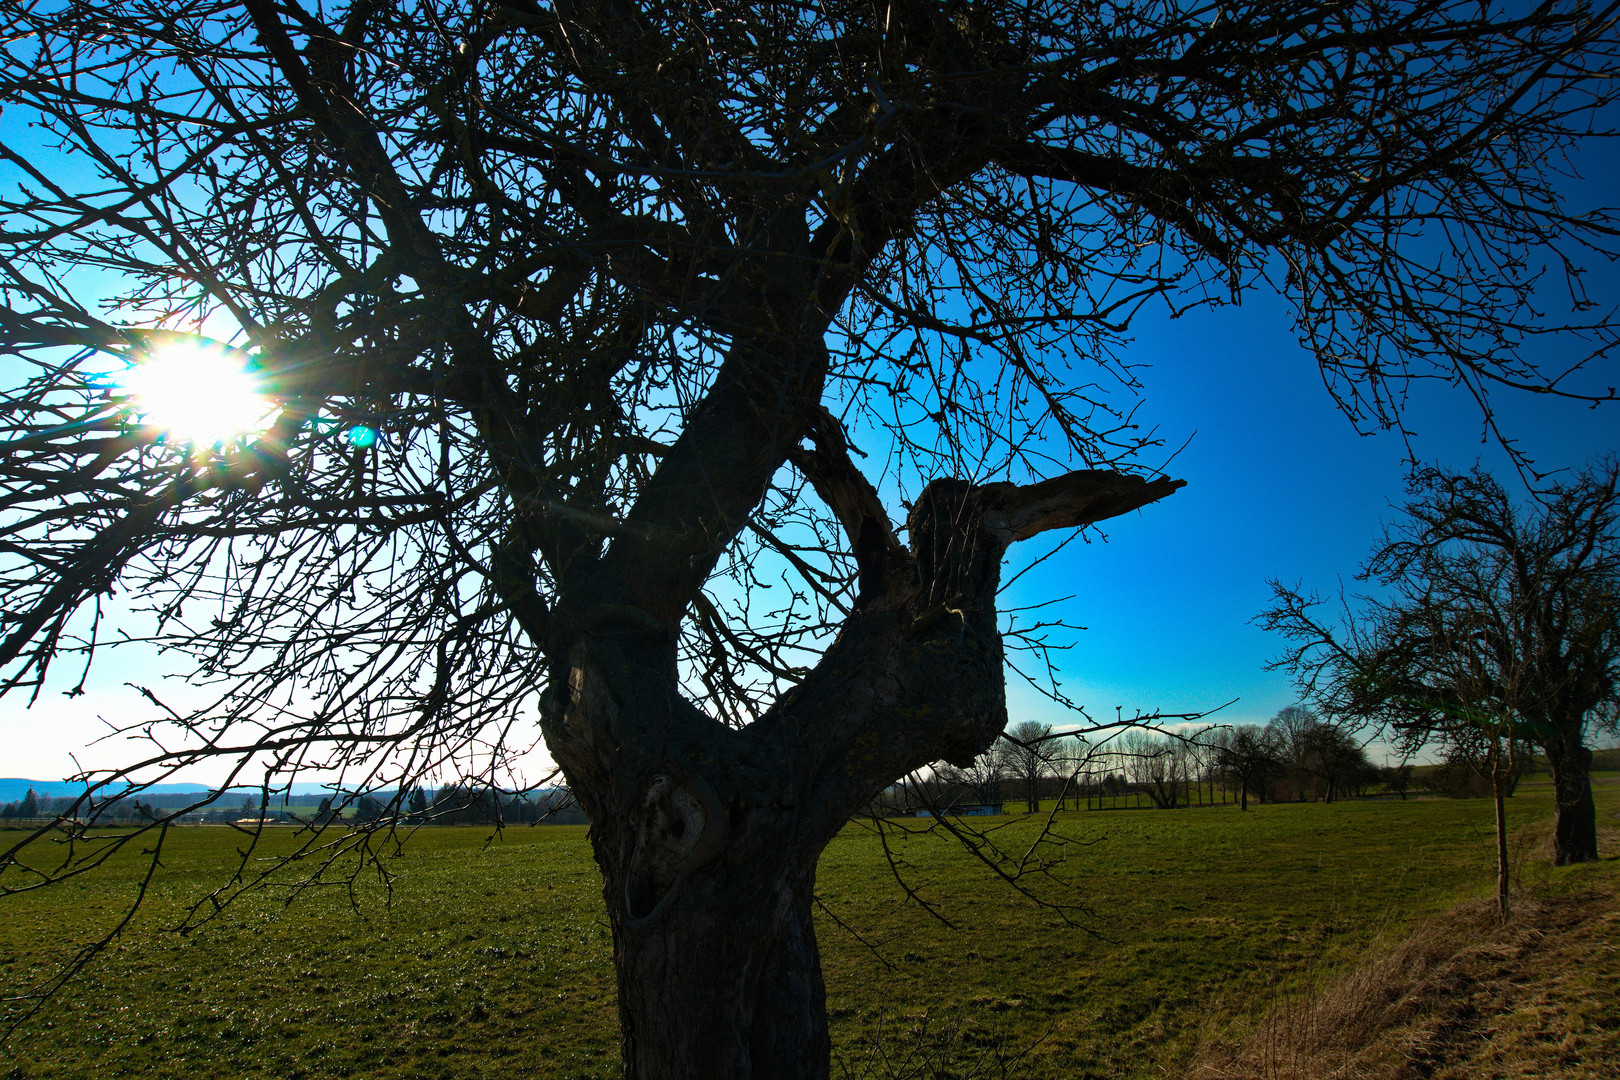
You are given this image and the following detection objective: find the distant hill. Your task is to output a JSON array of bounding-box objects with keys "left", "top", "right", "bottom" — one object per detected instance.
[
  {"left": 0, "top": 778, "right": 343, "bottom": 802},
  {"left": 0, "top": 778, "right": 77, "bottom": 801}
]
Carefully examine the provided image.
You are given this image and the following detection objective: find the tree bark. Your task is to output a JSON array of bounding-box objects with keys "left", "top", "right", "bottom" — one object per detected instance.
[
  {"left": 536, "top": 469, "right": 1181, "bottom": 1078},
  {"left": 550, "top": 662, "right": 848, "bottom": 1080},
  {"left": 608, "top": 838, "right": 829, "bottom": 1079},
  {"left": 1547, "top": 741, "right": 1599, "bottom": 865}
]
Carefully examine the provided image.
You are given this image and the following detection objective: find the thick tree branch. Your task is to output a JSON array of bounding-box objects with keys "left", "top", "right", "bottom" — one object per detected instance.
[{"left": 981, "top": 471, "right": 1187, "bottom": 544}]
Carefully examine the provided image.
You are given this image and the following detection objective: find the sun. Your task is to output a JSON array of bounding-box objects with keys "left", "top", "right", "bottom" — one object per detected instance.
[{"left": 115, "top": 339, "right": 276, "bottom": 446}]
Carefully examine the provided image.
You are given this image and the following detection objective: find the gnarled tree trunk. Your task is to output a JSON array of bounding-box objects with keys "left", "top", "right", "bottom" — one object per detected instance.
[
  {"left": 609, "top": 827, "right": 829, "bottom": 1079},
  {"left": 1546, "top": 740, "right": 1598, "bottom": 865},
  {"left": 537, "top": 470, "right": 1180, "bottom": 1078}
]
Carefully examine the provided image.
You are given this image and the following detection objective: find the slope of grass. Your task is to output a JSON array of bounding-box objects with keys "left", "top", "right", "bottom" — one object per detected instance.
[
  {"left": 1, "top": 777, "right": 1613, "bottom": 1079},
  {"left": 1189, "top": 800, "right": 1620, "bottom": 1080}
]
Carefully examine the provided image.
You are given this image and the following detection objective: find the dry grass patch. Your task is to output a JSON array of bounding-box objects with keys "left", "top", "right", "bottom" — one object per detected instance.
[{"left": 1191, "top": 883, "right": 1620, "bottom": 1080}]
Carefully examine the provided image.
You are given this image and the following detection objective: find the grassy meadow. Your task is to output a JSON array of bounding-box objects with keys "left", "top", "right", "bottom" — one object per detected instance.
[{"left": 2, "top": 777, "right": 1617, "bottom": 1079}]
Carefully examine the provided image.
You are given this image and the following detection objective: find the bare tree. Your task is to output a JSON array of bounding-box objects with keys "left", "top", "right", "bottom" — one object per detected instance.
[
  {"left": 1175, "top": 732, "right": 1207, "bottom": 807},
  {"left": 1218, "top": 725, "right": 1284, "bottom": 811},
  {"left": 1060, "top": 731, "right": 1116, "bottom": 810},
  {"left": 1298, "top": 720, "right": 1374, "bottom": 804},
  {"left": 3, "top": 0, "right": 1619, "bottom": 1074},
  {"left": 1120, "top": 728, "right": 1180, "bottom": 809},
  {"left": 1263, "top": 461, "right": 1620, "bottom": 870},
  {"left": 998, "top": 720, "right": 1055, "bottom": 813},
  {"left": 1265, "top": 705, "right": 1321, "bottom": 801},
  {"left": 1381, "top": 761, "right": 1415, "bottom": 801},
  {"left": 932, "top": 746, "right": 1004, "bottom": 811}
]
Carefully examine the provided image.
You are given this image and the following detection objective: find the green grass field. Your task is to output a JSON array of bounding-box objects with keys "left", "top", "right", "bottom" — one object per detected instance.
[{"left": 2, "top": 777, "right": 1616, "bottom": 1079}]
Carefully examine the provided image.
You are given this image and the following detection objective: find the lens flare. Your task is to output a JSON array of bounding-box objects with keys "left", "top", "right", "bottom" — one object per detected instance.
[{"left": 116, "top": 340, "right": 275, "bottom": 445}]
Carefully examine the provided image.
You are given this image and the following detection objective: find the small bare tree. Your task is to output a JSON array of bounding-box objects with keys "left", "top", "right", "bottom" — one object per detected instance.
[
  {"left": 1219, "top": 726, "right": 1285, "bottom": 811},
  {"left": 998, "top": 720, "right": 1056, "bottom": 813},
  {"left": 1119, "top": 728, "right": 1176, "bottom": 809}
]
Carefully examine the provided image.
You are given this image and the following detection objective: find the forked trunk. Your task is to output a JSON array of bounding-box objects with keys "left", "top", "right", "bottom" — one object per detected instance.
[
  {"left": 540, "top": 471, "right": 1182, "bottom": 1078},
  {"left": 1547, "top": 742, "right": 1598, "bottom": 865},
  {"left": 551, "top": 656, "right": 848, "bottom": 1080}
]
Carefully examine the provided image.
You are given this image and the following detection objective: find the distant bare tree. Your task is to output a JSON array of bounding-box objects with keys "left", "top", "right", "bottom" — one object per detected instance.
[
  {"left": 1120, "top": 729, "right": 1180, "bottom": 809},
  {"left": 1297, "top": 723, "right": 1373, "bottom": 804},
  {"left": 1264, "top": 462, "right": 1620, "bottom": 866},
  {"left": 933, "top": 748, "right": 1003, "bottom": 811},
  {"left": 1219, "top": 726, "right": 1284, "bottom": 811},
  {"left": 1381, "top": 762, "right": 1414, "bottom": 801},
  {"left": 1265, "top": 706, "right": 1320, "bottom": 801},
  {"left": 999, "top": 721, "right": 1055, "bottom": 813}
]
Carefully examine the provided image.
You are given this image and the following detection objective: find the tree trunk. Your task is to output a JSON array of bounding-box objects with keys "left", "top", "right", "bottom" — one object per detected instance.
[
  {"left": 1492, "top": 735, "right": 1511, "bottom": 925},
  {"left": 538, "top": 470, "right": 1181, "bottom": 1078},
  {"left": 607, "top": 843, "right": 829, "bottom": 1079},
  {"left": 1547, "top": 741, "right": 1599, "bottom": 865},
  {"left": 558, "top": 713, "right": 850, "bottom": 1080}
]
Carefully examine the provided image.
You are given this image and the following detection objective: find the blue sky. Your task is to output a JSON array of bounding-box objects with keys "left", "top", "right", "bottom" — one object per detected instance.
[
  {"left": 6, "top": 284, "right": 1612, "bottom": 784},
  {"left": 997, "top": 288, "right": 1619, "bottom": 746},
  {"left": 3, "top": 104, "right": 1616, "bottom": 786}
]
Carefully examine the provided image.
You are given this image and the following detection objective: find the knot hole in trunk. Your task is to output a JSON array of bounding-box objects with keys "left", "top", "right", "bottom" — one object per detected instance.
[{"left": 624, "top": 773, "right": 727, "bottom": 923}]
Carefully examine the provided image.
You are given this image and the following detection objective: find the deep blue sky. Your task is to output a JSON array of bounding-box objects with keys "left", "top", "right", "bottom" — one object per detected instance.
[
  {"left": 998, "top": 288, "right": 1619, "bottom": 745},
  {"left": 994, "top": 116, "right": 1620, "bottom": 745}
]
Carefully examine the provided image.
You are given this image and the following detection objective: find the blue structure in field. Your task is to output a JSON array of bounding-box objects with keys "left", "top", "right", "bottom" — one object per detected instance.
[{"left": 915, "top": 804, "right": 999, "bottom": 817}]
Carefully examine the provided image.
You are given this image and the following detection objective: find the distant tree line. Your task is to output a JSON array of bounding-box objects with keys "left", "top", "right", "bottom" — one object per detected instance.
[
  {"left": 332, "top": 785, "right": 584, "bottom": 827},
  {"left": 1206, "top": 706, "right": 1381, "bottom": 809},
  {"left": 0, "top": 788, "right": 42, "bottom": 820},
  {"left": 9, "top": 733, "right": 1597, "bottom": 827},
  {"left": 874, "top": 705, "right": 1535, "bottom": 817},
  {"left": 291, "top": 785, "right": 586, "bottom": 826},
  {"left": 0, "top": 789, "right": 299, "bottom": 824}
]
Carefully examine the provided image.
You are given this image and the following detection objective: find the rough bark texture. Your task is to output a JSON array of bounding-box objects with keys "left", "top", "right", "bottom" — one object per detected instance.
[
  {"left": 544, "top": 638, "right": 838, "bottom": 1079},
  {"left": 610, "top": 830, "right": 828, "bottom": 1079},
  {"left": 1547, "top": 741, "right": 1598, "bottom": 866}
]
